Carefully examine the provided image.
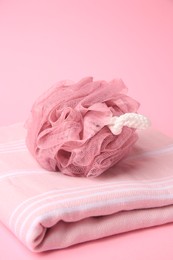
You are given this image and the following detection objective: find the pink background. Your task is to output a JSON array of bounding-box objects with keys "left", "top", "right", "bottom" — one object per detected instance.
[
  {"left": 0, "top": 0, "right": 173, "bottom": 136},
  {"left": 0, "top": 0, "right": 173, "bottom": 259}
]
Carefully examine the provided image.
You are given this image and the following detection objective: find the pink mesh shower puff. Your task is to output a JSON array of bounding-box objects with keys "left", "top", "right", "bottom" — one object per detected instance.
[{"left": 25, "top": 76, "right": 141, "bottom": 177}]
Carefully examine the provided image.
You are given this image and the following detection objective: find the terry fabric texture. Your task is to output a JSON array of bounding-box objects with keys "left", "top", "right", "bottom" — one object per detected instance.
[{"left": 0, "top": 123, "right": 173, "bottom": 252}]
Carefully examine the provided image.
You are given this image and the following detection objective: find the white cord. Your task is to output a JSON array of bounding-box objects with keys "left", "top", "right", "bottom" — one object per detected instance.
[{"left": 107, "top": 113, "right": 150, "bottom": 135}]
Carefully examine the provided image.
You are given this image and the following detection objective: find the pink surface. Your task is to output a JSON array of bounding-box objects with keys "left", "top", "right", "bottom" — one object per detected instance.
[{"left": 0, "top": 0, "right": 173, "bottom": 259}]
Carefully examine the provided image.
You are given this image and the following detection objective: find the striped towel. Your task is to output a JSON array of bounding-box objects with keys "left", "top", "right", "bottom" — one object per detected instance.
[{"left": 0, "top": 123, "right": 173, "bottom": 252}]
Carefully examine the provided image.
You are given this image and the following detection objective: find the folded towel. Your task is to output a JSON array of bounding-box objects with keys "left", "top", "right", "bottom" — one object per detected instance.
[{"left": 0, "top": 123, "right": 173, "bottom": 252}]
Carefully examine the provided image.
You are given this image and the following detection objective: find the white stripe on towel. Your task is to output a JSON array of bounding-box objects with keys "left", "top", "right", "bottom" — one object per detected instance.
[
  {"left": 0, "top": 169, "right": 49, "bottom": 180},
  {"left": 9, "top": 174, "right": 173, "bottom": 230},
  {"left": 15, "top": 183, "right": 173, "bottom": 238},
  {"left": 0, "top": 139, "right": 25, "bottom": 147},
  {"left": 26, "top": 192, "right": 173, "bottom": 243},
  {"left": 23, "top": 191, "right": 173, "bottom": 241},
  {"left": 127, "top": 144, "right": 173, "bottom": 160},
  {"left": 0, "top": 139, "right": 26, "bottom": 153}
]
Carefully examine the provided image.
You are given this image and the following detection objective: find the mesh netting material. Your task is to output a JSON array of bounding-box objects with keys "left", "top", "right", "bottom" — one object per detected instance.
[{"left": 25, "top": 77, "right": 139, "bottom": 177}]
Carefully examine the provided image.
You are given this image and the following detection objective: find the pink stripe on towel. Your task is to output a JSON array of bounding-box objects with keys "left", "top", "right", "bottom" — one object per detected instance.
[{"left": 0, "top": 123, "right": 173, "bottom": 252}]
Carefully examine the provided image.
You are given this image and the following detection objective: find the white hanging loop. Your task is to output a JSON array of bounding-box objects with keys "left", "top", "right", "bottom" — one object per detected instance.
[{"left": 107, "top": 113, "right": 150, "bottom": 135}]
